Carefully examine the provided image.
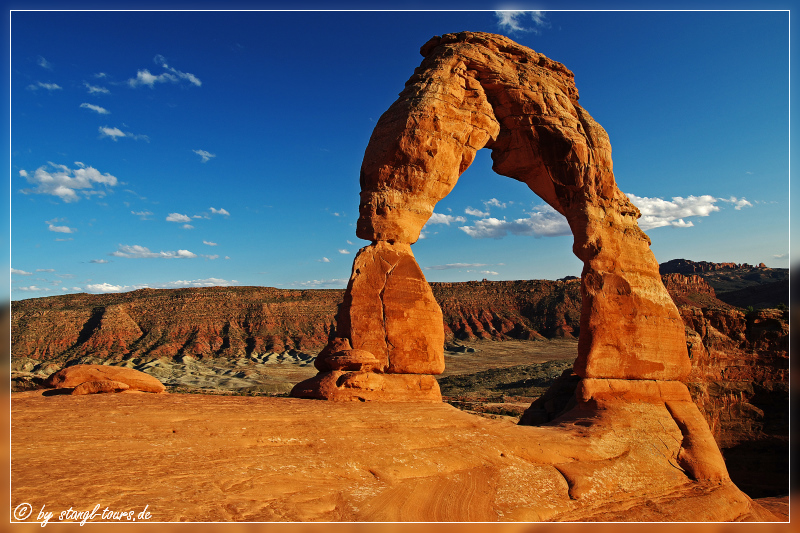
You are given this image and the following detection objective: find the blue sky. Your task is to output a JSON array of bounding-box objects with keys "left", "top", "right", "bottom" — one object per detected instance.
[{"left": 7, "top": 9, "right": 791, "bottom": 301}]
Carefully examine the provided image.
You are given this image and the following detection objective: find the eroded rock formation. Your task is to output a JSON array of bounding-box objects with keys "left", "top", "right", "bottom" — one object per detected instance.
[
  {"left": 294, "top": 30, "right": 689, "bottom": 401},
  {"left": 44, "top": 364, "right": 166, "bottom": 394}
]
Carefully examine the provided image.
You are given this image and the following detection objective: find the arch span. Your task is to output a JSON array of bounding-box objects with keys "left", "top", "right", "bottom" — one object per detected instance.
[{"left": 292, "top": 31, "right": 690, "bottom": 402}]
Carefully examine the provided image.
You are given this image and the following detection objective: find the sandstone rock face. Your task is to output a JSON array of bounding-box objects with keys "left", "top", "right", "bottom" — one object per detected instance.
[
  {"left": 71, "top": 380, "right": 130, "bottom": 395},
  {"left": 322, "top": 241, "right": 444, "bottom": 375},
  {"left": 359, "top": 31, "right": 687, "bottom": 382},
  {"left": 296, "top": 30, "right": 690, "bottom": 401},
  {"left": 44, "top": 364, "right": 166, "bottom": 393}
]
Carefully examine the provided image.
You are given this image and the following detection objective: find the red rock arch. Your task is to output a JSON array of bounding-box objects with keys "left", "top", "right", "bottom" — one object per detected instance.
[{"left": 292, "top": 31, "right": 690, "bottom": 402}]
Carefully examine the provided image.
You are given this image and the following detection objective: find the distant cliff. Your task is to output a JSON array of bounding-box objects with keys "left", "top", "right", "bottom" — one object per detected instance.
[{"left": 11, "top": 280, "right": 584, "bottom": 362}]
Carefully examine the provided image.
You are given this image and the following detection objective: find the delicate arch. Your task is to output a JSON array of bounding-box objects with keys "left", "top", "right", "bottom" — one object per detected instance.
[{"left": 292, "top": 31, "right": 690, "bottom": 402}]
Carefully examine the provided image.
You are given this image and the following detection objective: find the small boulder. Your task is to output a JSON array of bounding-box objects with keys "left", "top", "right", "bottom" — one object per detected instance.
[
  {"left": 44, "top": 364, "right": 166, "bottom": 393},
  {"left": 71, "top": 380, "right": 130, "bottom": 395}
]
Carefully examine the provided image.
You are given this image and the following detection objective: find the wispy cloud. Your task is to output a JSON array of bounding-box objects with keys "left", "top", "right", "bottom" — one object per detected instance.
[
  {"left": 37, "top": 56, "right": 52, "bottom": 69},
  {"left": 292, "top": 278, "right": 348, "bottom": 288},
  {"left": 166, "top": 213, "right": 191, "bottom": 223},
  {"left": 719, "top": 196, "right": 753, "bottom": 210},
  {"left": 46, "top": 218, "right": 76, "bottom": 233},
  {"left": 80, "top": 103, "right": 110, "bottom": 114},
  {"left": 193, "top": 149, "right": 216, "bottom": 163},
  {"left": 495, "top": 10, "right": 549, "bottom": 34},
  {"left": 484, "top": 198, "right": 507, "bottom": 209},
  {"left": 210, "top": 207, "right": 230, "bottom": 216},
  {"left": 459, "top": 204, "right": 570, "bottom": 239},
  {"left": 11, "top": 268, "right": 33, "bottom": 275},
  {"left": 110, "top": 244, "right": 197, "bottom": 259},
  {"left": 338, "top": 249, "right": 350, "bottom": 254},
  {"left": 317, "top": 257, "right": 331, "bottom": 263},
  {"left": 131, "top": 210, "right": 153, "bottom": 220},
  {"left": 16, "top": 285, "right": 50, "bottom": 292},
  {"left": 99, "top": 126, "right": 149, "bottom": 142},
  {"left": 773, "top": 252, "right": 788, "bottom": 259},
  {"left": 89, "top": 259, "right": 109, "bottom": 264},
  {"left": 36, "top": 268, "right": 55, "bottom": 272},
  {"left": 19, "top": 162, "right": 118, "bottom": 202},
  {"left": 465, "top": 207, "right": 490, "bottom": 218},
  {"left": 424, "top": 263, "right": 488, "bottom": 270},
  {"left": 84, "top": 82, "right": 110, "bottom": 94},
  {"left": 203, "top": 240, "right": 218, "bottom": 246},
  {"left": 27, "top": 81, "right": 61, "bottom": 91},
  {"left": 128, "top": 55, "right": 202, "bottom": 88}
]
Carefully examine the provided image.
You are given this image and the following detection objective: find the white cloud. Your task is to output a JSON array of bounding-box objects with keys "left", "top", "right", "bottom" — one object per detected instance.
[
  {"left": 485, "top": 198, "right": 507, "bottom": 209},
  {"left": 86, "top": 282, "right": 129, "bottom": 293},
  {"left": 495, "top": 10, "right": 548, "bottom": 33},
  {"left": 193, "top": 149, "right": 216, "bottom": 163},
  {"left": 210, "top": 207, "right": 230, "bottom": 216},
  {"left": 773, "top": 252, "right": 788, "bottom": 259},
  {"left": 84, "top": 277, "right": 234, "bottom": 293},
  {"left": 158, "top": 278, "right": 233, "bottom": 288},
  {"left": 346, "top": 240, "right": 354, "bottom": 245},
  {"left": 425, "top": 263, "right": 488, "bottom": 271},
  {"left": 19, "top": 162, "right": 118, "bottom": 202},
  {"left": 37, "top": 56, "right": 52, "bottom": 69},
  {"left": 182, "top": 224, "right": 194, "bottom": 230},
  {"left": 84, "top": 82, "right": 110, "bottom": 94},
  {"left": 338, "top": 249, "right": 350, "bottom": 254},
  {"left": 465, "top": 207, "right": 490, "bottom": 218},
  {"left": 89, "top": 259, "right": 109, "bottom": 264},
  {"left": 28, "top": 81, "right": 62, "bottom": 91},
  {"left": 480, "top": 270, "right": 499, "bottom": 276},
  {"left": 293, "top": 278, "right": 348, "bottom": 288},
  {"left": 99, "top": 126, "right": 148, "bottom": 142},
  {"left": 11, "top": 268, "right": 33, "bottom": 275},
  {"left": 36, "top": 268, "right": 55, "bottom": 272},
  {"left": 203, "top": 240, "right": 218, "bottom": 246},
  {"left": 110, "top": 244, "right": 197, "bottom": 259},
  {"left": 201, "top": 254, "right": 219, "bottom": 260},
  {"left": 166, "top": 212, "right": 191, "bottom": 223},
  {"left": 17, "top": 286, "right": 50, "bottom": 292},
  {"left": 132, "top": 210, "right": 153, "bottom": 219},
  {"left": 46, "top": 220, "right": 76, "bottom": 233},
  {"left": 426, "top": 212, "right": 467, "bottom": 225},
  {"left": 720, "top": 196, "right": 753, "bottom": 210},
  {"left": 80, "top": 103, "right": 110, "bottom": 114},
  {"left": 128, "top": 69, "right": 178, "bottom": 88},
  {"left": 459, "top": 205, "right": 570, "bottom": 239},
  {"left": 128, "top": 57, "right": 201, "bottom": 88},
  {"left": 318, "top": 257, "right": 331, "bottom": 263},
  {"left": 626, "top": 193, "right": 721, "bottom": 230}
]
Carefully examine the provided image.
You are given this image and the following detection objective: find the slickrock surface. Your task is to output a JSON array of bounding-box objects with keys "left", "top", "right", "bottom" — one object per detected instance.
[{"left": 10, "top": 392, "right": 780, "bottom": 522}]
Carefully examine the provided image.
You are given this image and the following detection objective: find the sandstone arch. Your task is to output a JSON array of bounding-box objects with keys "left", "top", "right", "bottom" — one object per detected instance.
[{"left": 292, "top": 31, "right": 690, "bottom": 402}]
